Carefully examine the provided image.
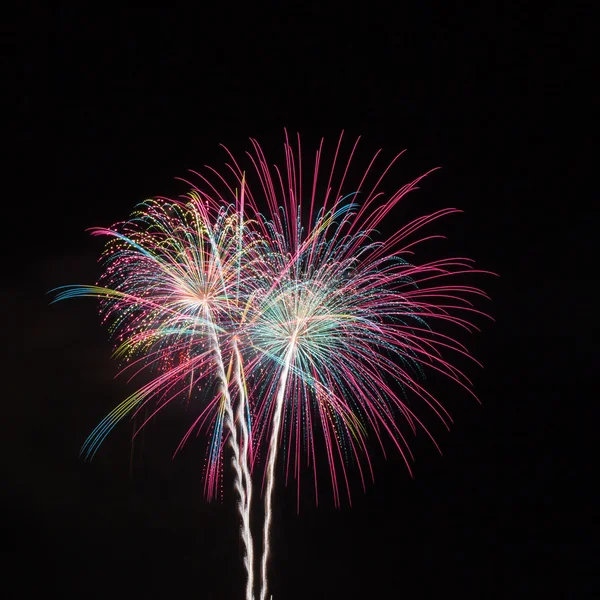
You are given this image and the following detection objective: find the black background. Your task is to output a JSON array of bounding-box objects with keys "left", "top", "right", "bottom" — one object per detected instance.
[{"left": 7, "top": 2, "right": 597, "bottom": 598}]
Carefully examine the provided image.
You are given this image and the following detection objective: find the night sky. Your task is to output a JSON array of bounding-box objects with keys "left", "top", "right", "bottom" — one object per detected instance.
[{"left": 8, "top": 3, "right": 597, "bottom": 598}]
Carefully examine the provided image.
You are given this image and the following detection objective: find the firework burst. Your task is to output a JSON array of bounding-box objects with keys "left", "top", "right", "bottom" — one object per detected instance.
[
  {"left": 52, "top": 131, "right": 493, "bottom": 600},
  {"left": 196, "top": 132, "right": 493, "bottom": 600},
  {"left": 52, "top": 194, "right": 261, "bottom": 600}
]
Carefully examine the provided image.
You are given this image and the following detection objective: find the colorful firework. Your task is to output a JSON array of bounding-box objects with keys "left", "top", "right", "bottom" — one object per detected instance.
[
  {"left": 52, "top": 131, "right": 492, "bottom": 600},
  {"left": 52, "top": 195, "right": 261, "bottom": 600},
  {"left": 196, "top": 132, "right": 493, "bottom": 600}
]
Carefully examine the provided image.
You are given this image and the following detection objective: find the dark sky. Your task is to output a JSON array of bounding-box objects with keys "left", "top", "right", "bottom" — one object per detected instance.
[{"left": 7, "top": 3, "right": 597, "bottom": 599}]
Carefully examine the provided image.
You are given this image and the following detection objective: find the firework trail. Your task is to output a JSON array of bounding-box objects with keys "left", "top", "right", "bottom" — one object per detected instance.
[
  {"left": 233, "top": 336, "right": 254, "bottom": 596},
  {"left": 52, "top": 197, "right": 258, "bottom": 600},
  {"left": 208, "top": 132, "right": 493, "bottom": 600}
]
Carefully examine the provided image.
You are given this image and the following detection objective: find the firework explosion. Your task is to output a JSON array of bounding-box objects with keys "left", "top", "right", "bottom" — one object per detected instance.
[
  {"left": 53, "top": 196, "right": 261, "bottom": 600},
  {"left": 52, "top": 132, "right": 492, "bottom": 600}
]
